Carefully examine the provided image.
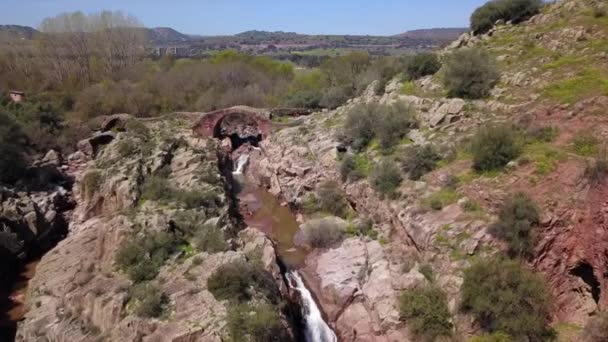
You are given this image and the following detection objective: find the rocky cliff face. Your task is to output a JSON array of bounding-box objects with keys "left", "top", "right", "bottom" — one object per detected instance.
[
  {"left": 15, "top": 117, "right": 289, "bottom": 341},
  {"left": 241, "top": 1, "right": 608, "bottom": 339}
]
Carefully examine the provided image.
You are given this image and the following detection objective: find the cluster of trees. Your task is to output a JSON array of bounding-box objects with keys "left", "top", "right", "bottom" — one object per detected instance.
[
  {"left": 471, "top": 0, "right": 543, "bottom": 34},
  {"left": 2, "top": 11, "right": 145, "bottom": 90}
]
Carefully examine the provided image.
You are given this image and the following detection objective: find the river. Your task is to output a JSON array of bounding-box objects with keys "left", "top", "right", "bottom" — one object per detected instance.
[
  {"left": 0, "top": 260, "right": 40, "bottom": 342},
  {"left": 233, "top": 153, "right": 337, "bottom": 342}
]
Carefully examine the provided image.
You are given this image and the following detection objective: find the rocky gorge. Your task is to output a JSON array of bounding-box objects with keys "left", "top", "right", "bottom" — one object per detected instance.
[{"left": 3, "top": 0, "right": 608, "bottom": 341}]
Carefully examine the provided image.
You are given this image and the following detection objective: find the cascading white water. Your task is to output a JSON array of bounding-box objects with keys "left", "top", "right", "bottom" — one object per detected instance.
[
  {"left": 233, "top": 154, "right": 249, "bottom": 175},
  {"left": 287, "top": 271, "right": 337, "bottom": 342}
]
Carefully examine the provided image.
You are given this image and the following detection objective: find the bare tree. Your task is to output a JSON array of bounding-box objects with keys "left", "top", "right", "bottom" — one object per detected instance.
[{"left": 37, "top": 11, "right": 146, "bottom": 88}]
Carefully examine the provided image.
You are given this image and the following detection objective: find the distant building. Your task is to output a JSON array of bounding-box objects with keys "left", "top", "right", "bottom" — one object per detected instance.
[{"left": 9, "top": 90, "right": 25, "bottom": 103}]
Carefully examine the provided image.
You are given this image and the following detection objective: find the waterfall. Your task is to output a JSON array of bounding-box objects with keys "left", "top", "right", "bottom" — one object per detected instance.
[
  {"left": 287, "top": 271, "right": 337, "bottom": 342},
  {"left": 233, "top": 154, "right": 249, "bottom": 175}
]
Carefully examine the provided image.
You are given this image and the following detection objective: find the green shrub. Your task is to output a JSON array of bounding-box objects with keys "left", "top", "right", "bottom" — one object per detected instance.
[
  {"left": 342, "top": 102, "right": 415, "bottom": 151},
  {"left": 461, "top": 259, "right": 554, "bottom": 340},
  {"left": 405, "top": 53, "right": 441, "bottom": 80},
  {"left": 593, "top": 6, "right": 607, "bottom": 18},
  {"left": 443, "top": 48, "right": 499, "bottom": 99},
  {"left": 128, "top": 283, "right": 167, "bottom": 318},
  {"left": 419, "top": 263, "right": 435, "bottom": 283},
  {"left": 140, "top": 176, "right": 217, "bottom": 209},
  {"left": 117, "top": 139, "right": 138, "bottom": 157},
  {"left": 426, "top": 188, "right": 460, "bottom": 211},
  {"left": 471, "top": 0, "right": 543, "bottom": 35},
  {"left": 193, "top": 224, "right": 227, "bottom": 253},
  {"left": 301, "top": 217, "right": 345, "bottom": 248},
  {"left": 571, "top": 131, "right": 599, "bottom": 157},
  {"left": 430, "top": 199, "right": 444, "bottom": 211},
  {"left": 463, "top": 199, "right": 482, "bottom": 212},
  {"left": 0, "top": 111, "right": 28, "bottom": 183},
  {"left": 471, "top": 125, "right": 521, "bottom": 172},
  {"left": 320, "top": 86, "right": 350, "bottom": 109},
  {"left": 370, "top": 160, "right": 403, "bottom": 198},
  {"left": 372, "top": 102, "right": 416, "bottom": 151},
  {"left": 81, "top": 170, "right": 103, "bottom": 200},
  {"left": 173, "top": 188, "right": 218, "bottom": 209},
  {"left": 315, "top": 181, "right": 350, "bottom": 218},
  {"left": 227, "top": 303, "right": 289, "bottom": 342},
  {"left": 340, "top": 154, "right": 363, "bottom": 182},
  {"left": 116, "top": 231, "right": 179, "bottom": 282},
  {"left": 207, "top": 260, "right": 280, "bottom": 303},
  {"left": 403, "top": 145, "right": 442, "bottom": 180},
  {"left": 207, "top": 261, "right": 253, "bottom": 302},
  {"left": 342, "top": 104, "right": 376, "bottom": 151},
  {"left": 345, "top": 217, "right": 377, "bottom": 239},
  {"left": 525, "top": 125, "right": 558, "bottom": 143},
  {"left": 490, "top": 192, "right": 540, "bottom": 259},
  {"left": 125, "top": 119, "right": 150, "bottom": 137},
  {"left": 141, "top": 176, "right": 172, "bottom": 202},
  {"left": 583, "top": 312, "right": 608, "bottom": 342},
  {"left": 285, "top": 89, "right": 323, "bottom": 109},
  {"left": 399, "top": 286, "right": 453, "bottom": 341},
  {"left": 173, "top": 211, "right": 227, "bottom": 253},
  {"left": 401, "top": 81, "right": 417, "bottom": 95}
]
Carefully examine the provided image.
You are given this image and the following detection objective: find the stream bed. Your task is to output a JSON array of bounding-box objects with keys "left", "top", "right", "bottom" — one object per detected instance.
[
  {"left": 0, "top": 260, "right": 40, "bottom": 341},
  {"left": 233, "top": 153, "right": 337, "bottom": 342}
]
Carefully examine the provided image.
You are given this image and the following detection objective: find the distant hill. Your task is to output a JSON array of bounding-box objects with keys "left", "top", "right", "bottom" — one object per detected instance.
[
  {"left": 146, "top": 27, "right": 191, "bottom": 44},
  {"left": 0, "top": 24, "right": 466, "bottom": 58},
  {"left": 0, "top": 25, "right": 39, "bottom": 40},
  {"left": 397, "top": 28, "right": 468, "bottom": 45}
]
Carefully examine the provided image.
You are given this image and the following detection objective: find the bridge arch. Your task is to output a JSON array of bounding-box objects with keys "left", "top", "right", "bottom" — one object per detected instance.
[{"left": 192, "top": 106, "right": 272, "bottom": 150}]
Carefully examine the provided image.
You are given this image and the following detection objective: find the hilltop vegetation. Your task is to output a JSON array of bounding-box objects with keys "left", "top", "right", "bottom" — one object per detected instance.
[{"left": 0, "top": 11, "right": 454, "bottom": 173}]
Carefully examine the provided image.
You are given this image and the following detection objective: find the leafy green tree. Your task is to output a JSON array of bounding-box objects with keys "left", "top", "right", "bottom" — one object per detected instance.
[
  {"left": 443, "top": 48, "right": 499, "bottom": 99},
  {"left": 321, "top": 52, "right": 371, "bottom": 91},
  {"left": 461, "top": 259, "right": 555, "bottom": 341}
]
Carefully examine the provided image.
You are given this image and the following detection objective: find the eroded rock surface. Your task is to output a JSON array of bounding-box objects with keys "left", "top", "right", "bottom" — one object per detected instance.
[{"left": 16, "top": 118, "right": 288, "bottom": 342}]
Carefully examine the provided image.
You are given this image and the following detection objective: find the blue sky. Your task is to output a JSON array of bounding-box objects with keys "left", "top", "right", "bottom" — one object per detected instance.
[{"left": 0, "top": 0, "right": 487, "bottom": 35}]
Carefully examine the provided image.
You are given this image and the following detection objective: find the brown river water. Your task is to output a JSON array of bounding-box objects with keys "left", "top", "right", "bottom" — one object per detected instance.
[
  {"left": 238, "top": 185, "right": 307, "bottom": 269},
  {"left": 0, "top": 260, "right": 40, "bottom": 341}
]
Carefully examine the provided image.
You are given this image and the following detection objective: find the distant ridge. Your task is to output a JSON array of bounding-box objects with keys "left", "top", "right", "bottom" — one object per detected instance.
[
  {"left": 0, "top": 25, "right": 39, "bottom": 40},
  {"left": 146, "top": 27, "right": 191, "bottom": 43},
  {"left": 396, "top": 28, "right": 468, "bottom": 44}
]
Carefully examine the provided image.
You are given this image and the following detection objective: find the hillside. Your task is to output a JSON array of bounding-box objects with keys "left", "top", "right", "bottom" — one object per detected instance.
[{"left": 4, "top": 0, "right": 608, "bottom": 341}]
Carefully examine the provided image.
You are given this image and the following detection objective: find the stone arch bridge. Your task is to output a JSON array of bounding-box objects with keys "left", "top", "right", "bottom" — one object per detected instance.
[{"left": 192, "top": 106, "right": 312, "bottom": 149}]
